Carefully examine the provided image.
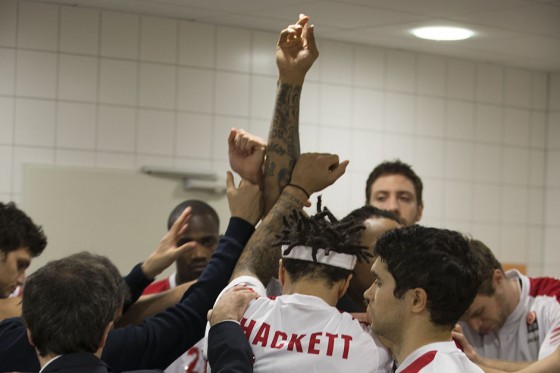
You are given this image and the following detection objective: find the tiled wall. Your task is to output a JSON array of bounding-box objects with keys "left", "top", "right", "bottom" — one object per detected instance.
[{"left": 0, "top": 0, "right": 556, "bottom": 275}]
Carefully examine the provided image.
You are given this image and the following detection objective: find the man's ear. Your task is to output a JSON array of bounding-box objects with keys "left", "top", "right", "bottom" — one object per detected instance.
[
  {"left": 492, "top": 269, "right": 505, "bottom": 287},
  {"left": 409, "top": 288, "right": 428, "bottom": 314}
]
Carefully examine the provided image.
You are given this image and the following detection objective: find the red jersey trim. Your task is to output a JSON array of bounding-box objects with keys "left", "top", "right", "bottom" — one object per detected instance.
[
  {"left": 529, "top": 277, "right": 560, "bottom": 302},
  {"left": 399, "top": 350, "right": 437, "bottom": 373},
  {"left": 142, "top": 278, "right": 171, "bottom": 295}
]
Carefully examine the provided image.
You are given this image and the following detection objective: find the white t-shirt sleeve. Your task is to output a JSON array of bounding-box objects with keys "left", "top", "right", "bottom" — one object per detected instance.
[{"left": 203, "top": 275, "right": 266, "bottom": 363}]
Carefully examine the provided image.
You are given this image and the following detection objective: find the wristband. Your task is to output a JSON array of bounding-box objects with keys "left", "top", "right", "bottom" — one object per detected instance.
[{"left": 286, "top": 183, "right": 310, "bottom": 199}]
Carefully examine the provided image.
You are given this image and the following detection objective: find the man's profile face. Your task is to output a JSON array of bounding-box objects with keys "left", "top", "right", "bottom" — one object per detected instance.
[
  {"left": 175, "top": 213, "right": 219, "bottom": 283},
  {"left": 364, "top": 258, "right": 404, "bottom": 344},
  {"left": 368, "top": 174, "right": 422, "bottom": 226},
  {"left": 0, "top": 247, "right": 31, "bottom": 298}
]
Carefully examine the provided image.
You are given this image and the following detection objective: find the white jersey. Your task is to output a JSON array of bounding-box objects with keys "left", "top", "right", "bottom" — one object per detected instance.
[
  {"left": 460, "top": 270, "right": 560, "bottom": 362},
  {"left": 206, "top": 275, "right": 391, "bottom": 373},
  {"left": 396, "top": 341, "right": 483, "bottom": 373}
]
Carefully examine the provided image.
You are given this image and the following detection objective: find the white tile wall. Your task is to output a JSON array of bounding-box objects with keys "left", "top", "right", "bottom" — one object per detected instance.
[
  {"left": 16, "top": 50, "right": 57, "bottom": 99},
  {"left": 216, "top": 27, "right": 251, "bottom": 73},
  {"left": 139, "top": 63, "right": 176, "bottom": 110},
  {"left": 179, "top": 21, "right": 215, "bottom": 68},
  {"left": 58, "top": 55, "right": 98, "bottom": 102},
  {"left": 140, "top": 16, "right": 177, "bottom": 64},
  {"left": 99, "top": 59, "right": 138, "bottom": 106},
  {"left": 97, "top": 105, "right": 136, "bottom": 152},
  {"left": 177, "top": 67, "right": 214, "bottom": 113},
  {"left": 386, "top": 50, "right": 416, "bottom": 93},
  {"left": 352, "top": 88, "right": 384, "bottom": 130},
  {"left": 101, "top": 12, "right": 139, "bottom": 59},
  {"left": 320, "top": 84, "right": 353, "bottom": 128},
  {"left": 60, "top": 7, "right": 99, "bottom": 55},
  {"left": 14, "top": 98, "right": 55, "bottom": 146},
  {"left": 320, "top": 40, "right": 353, "bottom": 85},
  {"left": 56, "top": 102, "right": 96, "bottom": 149},
  {"left": 353, "top": 45, "right": 384, "bottom": 89},
  {"left": 175, "top": 112, "right": 213, "bottom": 158},
  {"left": 0, "top": 1, "right": 17, "bottom": 48},
  {"left": 0, "top": 48, "right": 16, "bottom": 96},
  {"left": 476, "top": 64, "right": 503, "bottom": 104},
  {"left": 447, "top": 59, "right": 475, "bottom": 100},
  {"left": 0, "top": 97, "right": 14, "bottom": 144},
  {"left": 417, "top": 55, "right": 446, "bottom": 97},
  {"left": 17, "top": 1, "right": 58, "bottom": 51},
  {"left": 136, "top": 109, "right": 175, "bottom": 155},
  {"left": 2, "top": 0, "right": 557, "bottom": 276}
]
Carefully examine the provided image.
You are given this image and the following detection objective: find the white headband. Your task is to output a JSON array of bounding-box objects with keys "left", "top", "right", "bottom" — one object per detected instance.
[{"left": 281, "top": 245, "right": 357, "bottom": 270}]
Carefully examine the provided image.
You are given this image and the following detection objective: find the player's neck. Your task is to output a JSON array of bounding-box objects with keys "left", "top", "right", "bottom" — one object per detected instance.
[
  {"left": 282, "top": 279, "right": 340, "bottom": 306},
  {"left": 394, "top": 319, "right": 452, "bottom": 365}
]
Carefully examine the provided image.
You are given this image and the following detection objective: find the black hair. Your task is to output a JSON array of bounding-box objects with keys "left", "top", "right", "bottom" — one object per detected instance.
[
  {"left": 167, "top": 200, "right": 219, "bottom": 230},
  {"left": 365, "top": 160, "right": 423, "bottom": 206},
  {"left": 375, "top": 225, "right": 481, "bottom": 329},
  {"left": 22, "top": 252, "right": 124, "bottom": 357},
  {"left": 0, "top": 202, "right": 46, "bottom": 257},
  {"left": 341, "top": 205, "right": 402, "bottom": 226},
  {"left": 273, "top": 198, "right": 372, "bottom": 285}
]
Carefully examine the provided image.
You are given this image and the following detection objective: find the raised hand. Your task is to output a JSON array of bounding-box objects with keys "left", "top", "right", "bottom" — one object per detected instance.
[
  {"left": 228, "top": 128, "right": 266, "bottom": 186},
  {"left": 276, "top": 13, "right": 319, "bottom": 85},
  {"left": 141, "top": 206, "right": 197, "bottom": 279},
  {"left": 289, "top": 153, "right": 349, "bottom": 198}
]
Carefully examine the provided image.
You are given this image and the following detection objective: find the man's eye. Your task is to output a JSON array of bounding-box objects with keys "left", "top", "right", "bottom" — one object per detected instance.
[{"left": 200, "top": 237, "right": 217, "bottom": 247}]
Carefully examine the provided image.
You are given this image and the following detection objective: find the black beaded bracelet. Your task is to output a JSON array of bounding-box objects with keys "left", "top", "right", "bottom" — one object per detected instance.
[{"left": 286, "top": 183, "right": 310, "bottom": 199}]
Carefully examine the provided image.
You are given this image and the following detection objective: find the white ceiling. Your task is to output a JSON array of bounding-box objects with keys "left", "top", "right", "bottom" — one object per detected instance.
[{"left": 36, "top": 0, "right": 560, "bottom": 72}]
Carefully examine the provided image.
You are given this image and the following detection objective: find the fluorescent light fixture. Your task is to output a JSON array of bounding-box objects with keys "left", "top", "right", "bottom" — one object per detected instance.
[{"left": 412, "top": 26, "right": 474, "bottom": 41}]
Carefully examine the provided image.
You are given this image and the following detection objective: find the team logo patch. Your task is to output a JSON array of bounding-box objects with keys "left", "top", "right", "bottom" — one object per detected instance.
[{"left": 526, "top": 311, "right": 539, "bottom": 334}]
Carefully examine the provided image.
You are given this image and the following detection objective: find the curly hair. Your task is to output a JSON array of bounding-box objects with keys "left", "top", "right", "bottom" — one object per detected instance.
[
  {"left": 273, "top": 198, "right": 372, "bottom": 285},
  {"left": 0, "top": 202, "right": 46, "bottom": 257}
]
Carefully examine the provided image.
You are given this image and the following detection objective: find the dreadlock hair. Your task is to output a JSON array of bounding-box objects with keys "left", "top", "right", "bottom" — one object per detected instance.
[{"left": 273, "top": 197, "right": 372, "bottom": 287}]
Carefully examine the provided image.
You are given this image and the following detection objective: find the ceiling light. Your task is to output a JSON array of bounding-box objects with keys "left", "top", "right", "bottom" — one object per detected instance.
[{"left": 412, "top": 26, "right": 474, "bottom": 41}]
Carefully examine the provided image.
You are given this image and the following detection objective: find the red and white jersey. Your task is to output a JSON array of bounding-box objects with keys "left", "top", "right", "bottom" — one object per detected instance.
[
  {"left": 142, "top": 273, "right": 177, "bottom": 295},
  {"left": 460, "top": 270, "right": 560, "bottom": 361},
  {"left": 207, "top": 276, "right": 391, "bottom": 373},
  {"left": 396, "top": 341, "right": 483, "bottom": 373},
  {"left": 143, "top": 273, "right": 207, "bottom": 373}
]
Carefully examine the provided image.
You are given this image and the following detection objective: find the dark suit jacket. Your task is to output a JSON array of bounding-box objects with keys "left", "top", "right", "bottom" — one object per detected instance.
[
  {"left": 0, "top": 218, "right": 255, "bottom": 373},
  {"left": 41, "top": 352, "right": 163, "bottom": 372},
  {"left": 207, "top": 321, "right": 254, "bottom": 373}
]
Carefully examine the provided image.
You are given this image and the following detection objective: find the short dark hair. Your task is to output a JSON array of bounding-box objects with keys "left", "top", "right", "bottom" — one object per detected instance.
[
  {"left": 167, "top": 200, "right": 219, "bottom": 230},
  {"left": 468, "top": 239, "right": 504, "bottom": 296},
  {"left": 0, "top": 202, "right": 47, "bottom": 257},
  {"left": 274, "top": 201, "right": 372, "bottom": 287},
  {"left": 341, "top": 205, "right": 402, "bottom": 226},
  {"left": 22, "top": 252, "right": 125, "bottom": 357},
  {"left": 375, "top": 225, "right": 481, "bottom": 329},
  {"left": 365, "top": 160, "right": 423, "bottom": 206}
]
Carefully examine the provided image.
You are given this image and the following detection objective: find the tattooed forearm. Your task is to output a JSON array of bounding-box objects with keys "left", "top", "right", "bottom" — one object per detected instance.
[
  {"left": 263, "top": 82, "right": 303, "bottom": 215},
  {"left": 231, "top": 191, "right": 305, "bottom": 283}
]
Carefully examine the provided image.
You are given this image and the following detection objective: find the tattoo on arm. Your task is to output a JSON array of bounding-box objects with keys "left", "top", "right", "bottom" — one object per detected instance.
[
  {"left": 263, "top": 82, "right": 302, "bottom": 215},
  {"left": 231, "top": 191, "right": 304, "bottom": 284}
]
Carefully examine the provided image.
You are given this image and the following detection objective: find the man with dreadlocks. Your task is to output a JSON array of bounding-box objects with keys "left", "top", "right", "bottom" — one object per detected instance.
[{"left": 204, "top": 152, "right": 391, "bottom": 372}]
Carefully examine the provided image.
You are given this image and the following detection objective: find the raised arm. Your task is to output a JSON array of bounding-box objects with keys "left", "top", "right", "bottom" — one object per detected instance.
[
  {"left": 263, "top": 14, "right": 319, "bottom": 216},
  {"left": 232, "top": 153, "right": 349, "bottom": 285}
]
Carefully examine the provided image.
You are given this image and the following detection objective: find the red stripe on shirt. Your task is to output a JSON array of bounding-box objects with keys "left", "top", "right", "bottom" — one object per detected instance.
[
  {"left": 399, "top": 350, "right": 437, "bottom": 373},
  {"left": 529, "top": 277, "right": 560, "bottom": 302}
]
